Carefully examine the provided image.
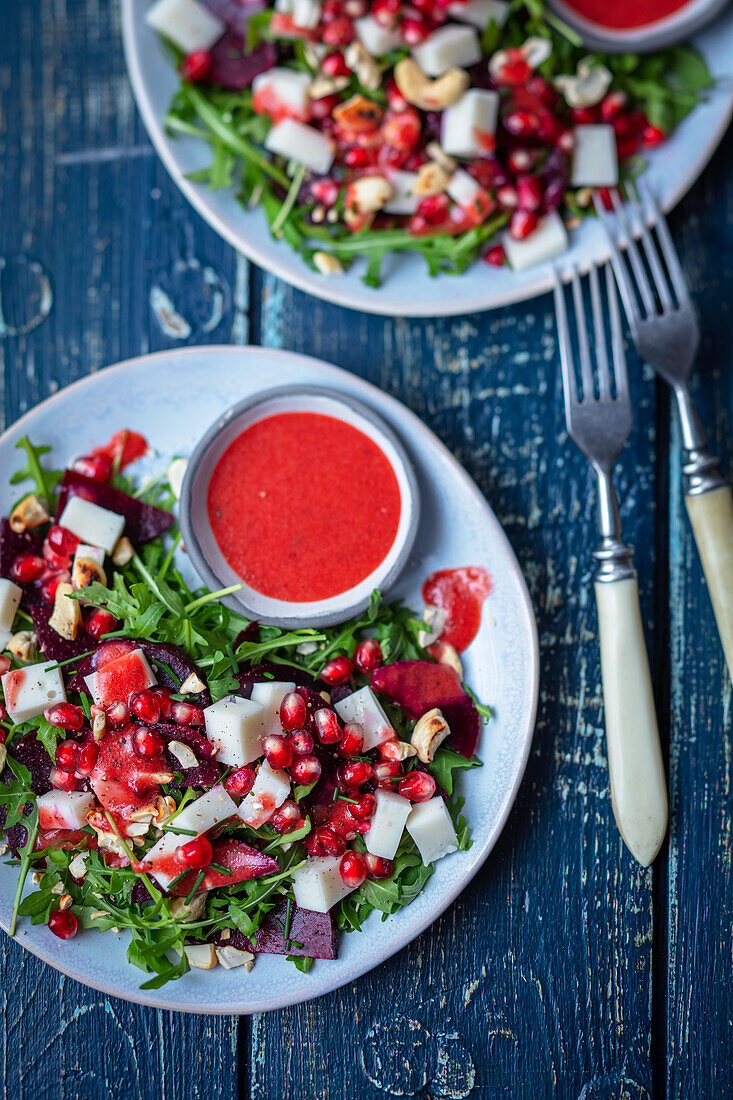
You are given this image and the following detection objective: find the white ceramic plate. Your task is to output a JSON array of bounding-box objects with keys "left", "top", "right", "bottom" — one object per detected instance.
[
  {"left": 121, "top": 2, "right": 733, "bottom": 317},
  {"left": 0, "top": 346, "right": 538, "bottom": 1014}
]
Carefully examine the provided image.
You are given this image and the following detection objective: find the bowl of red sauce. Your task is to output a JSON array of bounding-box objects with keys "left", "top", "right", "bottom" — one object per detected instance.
[
  {"left": 180, "top": 386, "right": 420, "bottom": 627},
  {"left": 548, "top": 0, "right": 729, "bottom": 51}
]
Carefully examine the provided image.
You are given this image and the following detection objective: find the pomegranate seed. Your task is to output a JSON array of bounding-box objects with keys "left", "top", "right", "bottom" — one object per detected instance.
[
  {"left": 374, "top": 760, "right": 403, "bottom": 786},
  {"left": 339, "top": 850, "right": 367, "bottom": 888},
  {"left": 10, "top": 554, "right": 44, "bottom": 583},
  {"left": 48, "top": 910, "right": 78, "bottom": 940},
  {"left": 152, "top": 688, "right": 173, "bottom": 719},
  {"left": 55, "top": 740, "right": 80, "bottom": 771},
  {"left": 74, "top": 454, "right": 111, "bottom": 482},
  {"left": 642, "top": 124, "right": 666, "bottom": 148},
  {"left": 496, "top": 56, "right": 531, "bottom": 85},
  {"left": 398, "top": 770, "right": 436, "bottom": 801},
  {"left": 372, "top": 0, "right": 399, "bottom": 25},
  {"left": 338, "top": 723, "right": 364, "bottom": 756},
  {"left": 382, "top": 107, "right": 421, "bottom": 150},
  {"left": 469, "top": 157, "right": 508, "bottom": 190},
  {"left": 320, "top": 656, "right": 354, "bottom": 685},
  {"left": 378, "top": 738, "right": 410, "bottom": 761},
  {"left": 50, "top": 767, "right": 77, "bottom": 791},
  {"left": 225, "top": 766, "right": 256, "bottom": 797},
  {"left": 354, "top": 638, "right": 382, "bottom": 673},
  {"left": 386, "top": 78, "right": 408, "bottom": 111},
  {"left": 311, "top": 177, "right": 340, "bottom": 206},
  {"left": 537, "top": 109, "right": 561, "bottom": 143},
  {"left": 105, "top": 701, "right": 130, "bottom": 728},
  {"left": 133, "top": 727, "right": 164, "bottom": 760},
  {"left": 484, "top": 244, "right": 506, "bottom": 267},
  {"left": 77, "top": 741, "right": 99, "bottom": 776},
  {"left": 262, "top": 733, "right": 293, "bottom": 770},
  {"left": 570, "top": 107, "right": 596, "bottom": 124},
  {"left": 516, "top": 174, "right": 543, "bottom": 212},
  {"left": 310, "top": 94, "right": 341, "bottom": 121},
  {"left": 176, "top": 835, "right": 213, "bottom": 869},
  {"left": 290, "top": 754, "right": 322, "bottom": 785},
  {"left": 289, "top": 729, "right": 315, "bottom": 755},
  {"left": 343, "top": 146, "right": 371, "bottom": 168},
  {"left": 171, "top": 701, "right": 205, "bottom": 727},
  {"left": 179, "top": 49, "right": 211, "bottom": 83},
  {"left": 0, "top": 655, "right": 10, "bottom": 675},
  {"left": 504, "top": 110, "right": 539, "bottom": 138},
  {"left": 556, "top": 129, "right": 575, "bottom": 154},
  {"left": 314, "top": 708, "right": 342, "bottom": 744},
  {"left": 85, "top": 608, "right": 119, "bottom": 639},
  {"left": 497, "top": 183, "right": 518, "bottom": 209},
  {"left": 271, "top": 800, "right": 304, "bottom": 834},
  {"left": 280, "top": 691, "right": 307, "bottom": 732},
  {"left": 45, "top": 702, "right": 85, "bottom": 731},
  {"left": 322, "top": 17, "right": 354, "bottom": 45},
  {"left": 509, "top": 209, "right": 539, "bottom": 240},
  {"left": 307, "top": 826, "right": 346, "bottom": 857},
  {"left": 365, "top": 853, "right": 393, "bottom": 878},
  {"left": 322, "top": 51, "right": 350, "bottom": 77},
  {"left": 130, "top": 690, "right": 160, "bottom": 725},
  {"left": 321, "top": 0, "right": 342, "bottom": 20},
  {"left": 42, "top": 539, "right": 72, "bottom": 571},
  {"left": 47, "top": 525, "right": 79, "bottom": 556},
  {"left": 507, "top": 147, "right": 534, "bottom": 174},
  {"left": 338, "top": 761, "right": 374, "bottom": 789},
  {"left": 41, "top": 571, "right": 70, "bottom": 604},
  {"left": 417, "top": 192, "right": 450, "bottom": 225},
  {"left": 526, "top": 74, "right": 558, "bottom": 107},
  {"left": 600, "top": 91, "right": 627, "bottom": 123},
  {"left": 401, "top": 15, "right": 431, "bottom": 44},
  {"left": 616, "top": 136, "right": 640, "bottom": 161},
  {"left": 350, "top": 792, "right": 377, "bottom": 820}
]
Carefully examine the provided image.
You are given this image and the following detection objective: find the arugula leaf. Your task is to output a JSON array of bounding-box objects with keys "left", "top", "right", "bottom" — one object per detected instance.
[
  {"left": 10, "top": 436, "right": 63, "bottom": 508},
  {"left": 0, "top": 757, "right": 35, "bottom": 830},
  {"left": 428, "top": 747, "right": 483, "bottom": 798}
]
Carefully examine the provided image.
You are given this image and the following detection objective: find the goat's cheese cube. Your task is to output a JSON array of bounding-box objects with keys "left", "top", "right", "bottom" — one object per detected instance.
[
  {"left": 448, "top": 0, "right": 509, "bottom": 28},
  {"left": 84, "top": 647, "right": 157, "bottom": 707},
  {"left": 384, "top": 170, "right": 420, "bottom": 215},
  {"left": 264, "top": 120, "right": 334, "bottom": 175},
  {"left": 406, "top": 796, "right": 459, "bottom": 864},
  {"left": 73, "top": 543, "right": 105, "bottom": 572},
  {"left": 441, "top": 89, "right": 499, "bottom": 158},
  {"left": 250, "top": 680, "right": 296, "bottom": 739},
  {"left": 37, "top": 790, "right": 94, "bottom": 832},
  {"left": 143, "top": 832, "right": 182, "bottom": 889},
  {"left": 334, "top": 686, "right": 393, "bottom": 751},
  {"left": 204, "top": 694, "right": 266, "bottom": 767},
  {"left": 145, "top": 0, "right": 225, "bottom": 53},
  {"left": 167, "top": 457, "right": 188, "bottom": 500},
  {"left": 571, "top": 124, "right": 619, "bottom": 187},
  {"left": 292, "top": 0, "right": 321, "bottom": 28},
  {"left": 503, "top": 210, "right": 569, "bottom": 271},
  {"left": 173, "top": 785, "right": 238, "bottom": 835},
  {"left": 252, "top": 68, "right": 312, "bottom": 122},
  {"left": 237, "top": 762, "right": 291, "bottom": 828},
  {"left": 184, "top": 944, "right": 218, "bottom": 969},
  {"left": 412, "top": 25, "right": 481, "bottom": 77},
  {"left": 58, "top": 496, "right": 125, "bottom": 553},
  {"left": 354, "top": 15, "right": 403, "bottom": 55},
  {"left": 2, "top": 661, "right": 66, "bottom": 723},
  {"left": 447, "top": 168, "right": 481, "bottom": 207},
  {"left": 292, "top": 855, "right": 355, "bottom": 913},
  {"left": 0, "top": 578, "right": 22, "bottom": 649},
  {"left": 216, "top": 945, "right": 255, "bottom": 969},
  {"left": 365, "top": 789, "right": 412, "bottom": 860}
]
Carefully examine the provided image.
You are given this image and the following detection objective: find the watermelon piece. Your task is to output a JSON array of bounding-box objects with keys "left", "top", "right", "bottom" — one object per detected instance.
[
  {"left": 207, "top": 32, "right": 277, "bottom": 90},
  {"left": 371, "top": 660, "right": 481, "bottom": 759},
  {"left": 31, "top": 603, "right": 98, "bottom": 663},
  {"left": 170, "top": 838, "right": 278, "bottom": 896},
  {"left": 55, "top": 470, "right": 174, "bottom": 544}
]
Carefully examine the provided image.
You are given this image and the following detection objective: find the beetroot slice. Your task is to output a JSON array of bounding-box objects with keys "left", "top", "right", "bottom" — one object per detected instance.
[
  {"left": 138, "top": 642, "right": 211, "bottom": 705},
  {"left": 31, "top": 604, "right": 98, "bottom": 663},
  {"left": 254, "top": 900, "right": 336, "bottom": 959},
  {"left": 55, "top": 471, "right": 174, "bottom": 544},
  {"left": 170, "top": 839, "right": 278, "bottom": 895},
  {"left": 371, "top": 660, "right": 480, "bottom": 759},
  {"left": 157, "top": 723, "right": 220, "bottom": 788},
  {"left": 207, "top": 32, "right": 276, "bottom": 89},
  {"left": 1, "top": 734, "right": 55, "bottom": 855}
]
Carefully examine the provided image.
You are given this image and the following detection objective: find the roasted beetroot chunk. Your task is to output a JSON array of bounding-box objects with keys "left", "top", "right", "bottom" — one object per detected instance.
[
  {"left": 157, "top": 723, "right": 219, "bottom": 788},
  {"left": 235, "top": 662, "right": 314, "bottom": 695},
  {"left": 208, "top": 33, "right": 277, "bottom": 90},
  {"left": 55, "top": 470, "right": 174, "bottom": 544},
  {"left": 371, "top": 659, "right": 481, "bottom": 758},
  {"left": 253, "top": 900, "right": 336, "bottom": 959}
]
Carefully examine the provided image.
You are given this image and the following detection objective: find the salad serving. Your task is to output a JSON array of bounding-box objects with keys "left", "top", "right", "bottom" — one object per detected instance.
[
  {"left": 143, "top": 0, "right": 713, "bottom": 285},
  {"left": 0, "top": 431, "right": 487, "bottom": 988}
]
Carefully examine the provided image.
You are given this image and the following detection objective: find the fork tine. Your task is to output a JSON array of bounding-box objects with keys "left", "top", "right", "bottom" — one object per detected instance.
[
  {"left": 610, "top": 188, "right": 657, "bottom": 318},
  {"left": 626, "top": 180, "right": 674, "bottom": 311},
  {"left": 640, "top": 182, "right": 692, "bottom": 306},
  {"left": 588, "top": 264, "right": 611, "bottom": 400},
  {"left": 571, "top": 266, "right": 595, "bottom": 400},
  {"left": 605, "top": 262, "right": 629, "bottom": 401},
  {"left": 594, "top": 193, "right": 642, "bottom": 327},
  {"left": 552, "top": 267, "right": 578, "bottom": 411}
]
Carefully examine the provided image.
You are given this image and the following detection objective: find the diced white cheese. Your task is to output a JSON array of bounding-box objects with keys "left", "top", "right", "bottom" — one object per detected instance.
[
  {"left": 412, "top": 25, "right": 481, "bottom": 77},
  {"left": 264, "top": 120, "right": 334, "bottom": 175},
  {"left": 1, "top": 661, "right": 66, "bottom": 723},
  {"left": 73, "top": 544, "right": 105, "bottom": 572},
  {"left": 334, "top": 686, "right": 393, "bottom": 751},
  {"left": 503, "top": 210, "right": 569, "bottom": 271},
  {"left": 441, "top": 89, "right": 499, "bottom": 158},
  {"left": 384, "top": 170, "right": 420, "bottom": 215},
  {"left": 216, "top": 945, "right": 255, "bottom": 969},
  {"left": 37, "top": 790, "right": 94, "bottom": 832},
  {"left": 167, "top": 457, "right": 188, "bottom": 500},
  {"left": 173, "top": 784, "right": 238, "bottom": 834},
  {"left": 84, "top": 647, "right": 157, "bottom": 706},
  {"left": 58, "top": 496, "right": 125, "bottom": 554},
  {"left": 447, "top": 168, "right": 481, "bottom": 207},
  {"left": 237, "top": 761, "right": 291, "bottom": 828},
  {"left": 145, "top": 0, "right": 225, "bottom": 53},
  {"left": 275, "top": 0, "right": 293, "bottom": 10},
  {"left": 406, "top": 796, "right": 459, "bottom": 864},
  {"left": 448, "top": 0, "right": 509, "bottom": 29},
  {"left": 204, "top": 694, "right": 266, "bottom": 767},
  {"left": 571, "top": 124, "right": 619, "bottom": 187},
  {"left": 291, "top": 855, "right": 354, "bottom": 913},
  {"left": 0, "top": 578, "right": 22, "bottom": 649},
  {"left": 365, "top": 788, "right": 412, "bottom": 860},
  {"left": 143, "top": 832, "right": 182, "bottom": 889},
  {"left": 292, "top": 0, "right": 321, "bottom": 28},
  {"left": 250, "top": 680, "right": 296, "bottom": 739},
  {"left": 184, "top": 943, "right": 218, "bottom": 969},
  {"left": 252, "top": 68, "right": 312, "bottom": 121},
  {"left": 354, "top": 15, "right": 403, "bottom": 55}
]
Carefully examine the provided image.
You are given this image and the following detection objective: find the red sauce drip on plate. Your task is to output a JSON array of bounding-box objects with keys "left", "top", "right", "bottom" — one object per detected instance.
[
  {"left": 207, "top": 412, "right": 402, "bottom": 603},
  {"left": 422, "top": 566, "right": 492, "bottom": 652},
  {"left": 92, "top": 429, "right": 149, "bottom": 472},
  {"left": 561, "top": 0, "right": 688, "bottom": 29}
]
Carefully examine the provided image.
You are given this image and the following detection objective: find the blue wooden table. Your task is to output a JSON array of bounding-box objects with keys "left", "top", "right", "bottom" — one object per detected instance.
[{"left": 2, "top": 3, "right": 732, "bottom": 1097}]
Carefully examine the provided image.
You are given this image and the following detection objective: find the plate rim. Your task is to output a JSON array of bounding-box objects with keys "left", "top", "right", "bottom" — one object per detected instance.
[{"left": 0, "top": 345, "right": 539, "bottom": 1013}]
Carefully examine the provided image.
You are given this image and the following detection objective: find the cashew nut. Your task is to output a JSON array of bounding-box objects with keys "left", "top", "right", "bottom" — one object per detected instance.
[
  {"left": 10, "top": 494, "right": 49, "bottom": 533},
  {"left": 345, "top": 40, "right": 380, "bottom": 91},
  {"left": 426, "top": 141, "right": 458, "bottom": 173},
  {"left": 314, "top": 251, "right": 345, "bottom": 277},
  {"left": 49, "top": 582, "right": 82, "bottom": 640},
  {"left": 72, "top": 556, "right": 107, "bottom": 591},
  {"left": 412, "top": 161, "right": 451, "bottom": 198},
  {"left": 168, "top": 739, "right": 199, "bottom": 770},
  {"left": 394, "top": 58, "right": 469, "bottom": 111},
  {"left": 92, "top": 705, "right": 107, "bottom": 742},
  {"left": 6, "top": 631, "right": 38, "bottom": 661},
  {"left": 346, "top": 175, "right": 394, "bottom": 214},
  {"left": 418, "top": 604, "right": 446, "bottom": 648},
  {"left": 180, "top": 671, "right": 206, "bottom": 695},
  {"left": 112, "top": 536, "right": 134, "bottom": 567},
  {"left": 380, "top": 737, "right": 418, "bottom": 762},
  {"left": 410, "top": 707, "right": 451, "bottom": 763},
  {"left": 432, "top": 641, "right": 463, "bottom": 679}
]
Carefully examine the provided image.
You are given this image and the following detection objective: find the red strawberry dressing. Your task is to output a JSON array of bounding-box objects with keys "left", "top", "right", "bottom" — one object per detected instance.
[
  {"left": 561, "top": 0, "right": 688, "bottom": 29},
  {"left": 422, "top": 566, "right": 492, "bottom": 652}
]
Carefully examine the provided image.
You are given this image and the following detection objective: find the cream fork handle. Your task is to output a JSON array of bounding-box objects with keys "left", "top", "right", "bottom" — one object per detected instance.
[
  {"left": 595, "top": 577, "right": 668, "bottom": 867},
  {"left": 686, "top": 485, "right": 733, "bottom": 679}
]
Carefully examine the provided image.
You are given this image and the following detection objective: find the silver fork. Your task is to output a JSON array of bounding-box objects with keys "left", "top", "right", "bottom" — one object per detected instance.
[
  {"left": 554, "top": 262, "right": 667, "bottom": 867},
  {"left": 596, "top": 183, "right": 733, "bottom": 679}
]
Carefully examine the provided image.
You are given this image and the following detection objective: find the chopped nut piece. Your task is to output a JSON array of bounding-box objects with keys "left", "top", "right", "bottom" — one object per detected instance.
[
  {"left": 51, "top": 881, "right": 64, "bottom": 895},
  {"left": 426, "top": 142, "right": 458, "bottom": 173},
  {"left": 92, "top": 706, "right": 107, "bottom": 742},
  {"left": 313, "top": 251, "right": 344, "bottom": 276},
  {"left": 72, "top": 556, "right": 107, "bottom": 591},
  {"left": 0, "top": 744, "right": 6, "bottom": 773},
  {"left": 69, "top": 852, "right": 89, "bottom": 879},
  {"left": 0, "top": 843, "right": 9, "bottom": 857},
  {"left": 49, "top": 582, "right": 82, "bottom": 640},
  {"left": 346, "top": 175, "right": 394, "bottom": 214},
  {"left": 10, "top": 494, "right": 50, "bottom": 533},
  {"left": 126, "top": 820, "right": 153, "bottom": 837},
  {"left": 332, "top": 93, "right": 383, "bottom": 133},
  {"left": 381, "top": 738, "right": 418, "bottom": 762},
  {"left": 394, "top": 59, "right": 469, "bottom": 111},
  {"left": 308, "top": 74, "right": 350, "bottom": 99},
  {"left": 180, "top": 672, "right": 206, "bottom": 695},
  {"left": 169, "top": 895, "right": 207, "bottom": 922},
  {"left": 418, "top": 604, "right": 446, "bottom": 648},
  {"left": 58, "top": 893, "right": 73, "bottom": 911},
  {"left": 6, "top": 631, "right": 38, "bottom": 661},
  {"left": 154, "top": 795, "right": 177, "bottom": 825},
  {"left": 112, "top": 536, "right": 134, "bottom": 567},
  {"left": 216, "top": 945, "right": 256, "bottom": 970},
  {"left": 32, "top": 872, "right": 43, "bottom": 886},
  {"left": 433, "top": 641, "right": 463, "bottom": 679},
  {"left": 410, "top": 707, "right": 451, "bottom": 763},
  {"left": 412, "top": 161, "right": 451, "bottom": 197},
  {"left": 167, "top": 740, "right": 198, "bottom": 769},
  {"left": 345, "top": 40, "right": 379, "bottom": 90}
]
